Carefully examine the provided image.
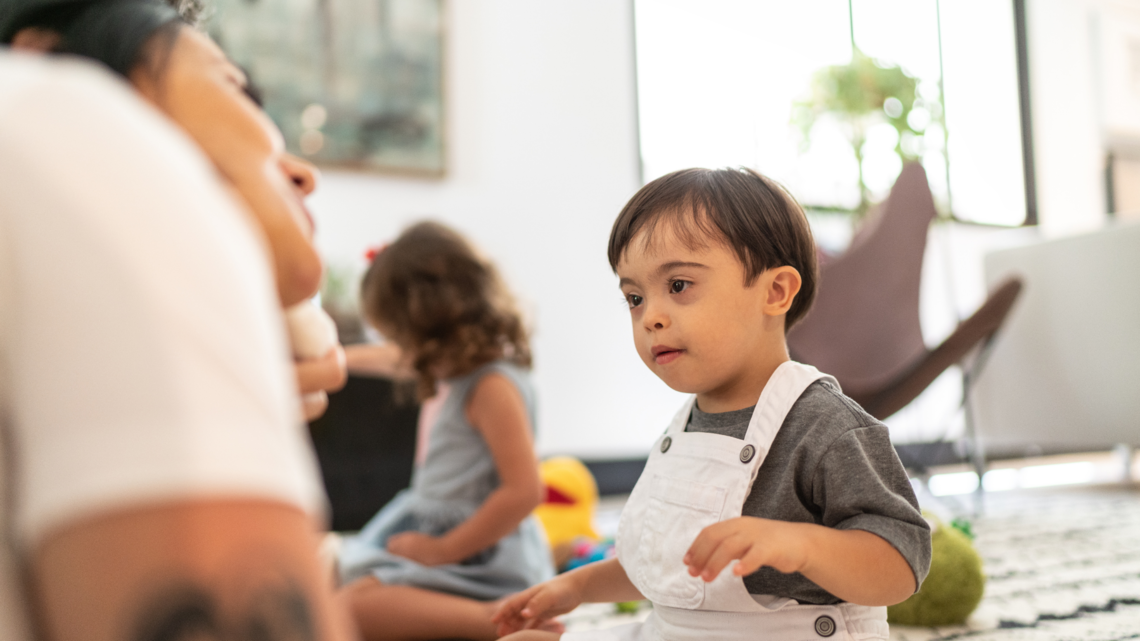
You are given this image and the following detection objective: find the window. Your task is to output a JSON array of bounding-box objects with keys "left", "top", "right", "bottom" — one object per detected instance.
[{"left": 634, "top": 0, "right": 1028, "bottom": 228}]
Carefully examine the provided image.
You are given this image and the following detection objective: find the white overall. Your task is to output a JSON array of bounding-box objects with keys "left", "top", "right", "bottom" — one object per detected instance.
[{"left": 567, "top": 362, "right": 888, "bottom": 641}]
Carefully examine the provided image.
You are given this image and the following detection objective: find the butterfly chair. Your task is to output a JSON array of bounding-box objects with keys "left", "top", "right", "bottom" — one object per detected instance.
[{"left": 787, "top": 163, "right": 1023, "bottom": 496}]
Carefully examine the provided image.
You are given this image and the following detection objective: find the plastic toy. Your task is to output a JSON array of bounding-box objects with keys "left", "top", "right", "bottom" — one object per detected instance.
[
  {"left": 564, "top": 538, "right": 615, "bottom": 571},
  {"left": 614, "top": 600, "right": 644, "bottom": 614},
  {"left": 534, "top": 457, "right": 600, "bottom": 561},
  {"left": 887, "top": 518, "right": 985, "bottom": 626}
]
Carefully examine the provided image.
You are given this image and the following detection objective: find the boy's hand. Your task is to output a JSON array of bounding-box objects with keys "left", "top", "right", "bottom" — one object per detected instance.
[
  {"left": 684, "top": 516, "right": 810, "bottom": 581},
  {"left": 386, "top": 532, "right": 450, "bottom": 566},
  {"left": 492, "top": 573, "right": 583, "bottom": 635}
]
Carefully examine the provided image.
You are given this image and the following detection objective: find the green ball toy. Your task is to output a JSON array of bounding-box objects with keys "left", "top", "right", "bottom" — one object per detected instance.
[
  {"left": 887, "top": 520, "right": 985, "bottom": 626},
  {"left": 614, "top": 600, "right": 643, "bottom": 614}
]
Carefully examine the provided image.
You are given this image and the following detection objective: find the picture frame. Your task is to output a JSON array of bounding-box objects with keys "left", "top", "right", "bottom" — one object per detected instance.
[{"left": 209, "top": 0, "right": 445, "bottom": 177}]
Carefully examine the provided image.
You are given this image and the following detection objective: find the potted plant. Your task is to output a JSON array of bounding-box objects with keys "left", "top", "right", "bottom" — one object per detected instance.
[{"left": 793, "top": 49, "right": 932, "bottom": 218}]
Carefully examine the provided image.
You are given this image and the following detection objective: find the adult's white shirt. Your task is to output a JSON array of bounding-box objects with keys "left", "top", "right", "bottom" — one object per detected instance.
[{"left": 0, "top": 53, "right": 326, "bottom": 640}]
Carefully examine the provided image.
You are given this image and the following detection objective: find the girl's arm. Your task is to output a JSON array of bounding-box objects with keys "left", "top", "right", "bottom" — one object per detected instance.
[
  {"left": 343, "top": 343, "right": 415, "bottom": 380},
  {"left": 683, "top": 517, "right": 916, "bottom": 606},
  {"left": 385, "top": 372, "right": 543, "bottom": 565}
]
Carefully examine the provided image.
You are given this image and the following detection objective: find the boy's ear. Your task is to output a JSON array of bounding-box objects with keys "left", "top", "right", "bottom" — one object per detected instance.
[{"left": 763, "top": 267, "right": 802, "bottom": 317}]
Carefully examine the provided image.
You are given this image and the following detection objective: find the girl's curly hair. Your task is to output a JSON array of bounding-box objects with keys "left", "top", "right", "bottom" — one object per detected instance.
[{"left": 361, "top": 221, "right": 532, "bottom": 400}]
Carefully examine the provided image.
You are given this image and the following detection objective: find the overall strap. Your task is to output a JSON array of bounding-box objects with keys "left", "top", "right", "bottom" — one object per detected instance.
[
  {"left": 664, "top": 395, "right": 697, "bottom": 436},
  {"left": 741, "top": 361, "right": 835, "bottom": 485}
]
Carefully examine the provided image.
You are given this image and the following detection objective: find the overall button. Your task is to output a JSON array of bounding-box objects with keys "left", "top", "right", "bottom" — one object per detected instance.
[
  {"left": 660, "top": 436, "right": 672, "bottom": 453},
  {"left": 739, "top": 444, "right": 755, "bottom": 463},
  {"left": 814, "top": 615, "right": 836, "bottom": 637}
]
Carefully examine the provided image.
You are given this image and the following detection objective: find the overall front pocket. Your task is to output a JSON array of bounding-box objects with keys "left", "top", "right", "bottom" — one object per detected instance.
[{"left": 633, "top": 475, "right": 727, "bottom": 609}]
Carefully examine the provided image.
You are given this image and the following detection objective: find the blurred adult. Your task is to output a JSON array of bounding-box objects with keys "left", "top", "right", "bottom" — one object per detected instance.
[
  {"left": 3, "top": 0, "right": 348, "bottom": 421},
  {"left": 0, "top": 1, "right": 353, "bottom": 639}
]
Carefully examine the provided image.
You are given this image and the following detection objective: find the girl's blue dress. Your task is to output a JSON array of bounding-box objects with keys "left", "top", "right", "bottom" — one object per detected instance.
[{"left": 338, "top": 361, "right": 554, "bottom": 599}]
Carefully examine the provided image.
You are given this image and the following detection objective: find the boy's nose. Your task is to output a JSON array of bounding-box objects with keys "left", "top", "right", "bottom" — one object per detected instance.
[{"left": 641, "top": 302, "right": 669, "bottom": 331}]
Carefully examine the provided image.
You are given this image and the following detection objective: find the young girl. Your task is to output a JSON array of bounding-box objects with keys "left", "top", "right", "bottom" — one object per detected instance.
[{"left": 337, "top": 221, "right": 555, "bottom": 641}]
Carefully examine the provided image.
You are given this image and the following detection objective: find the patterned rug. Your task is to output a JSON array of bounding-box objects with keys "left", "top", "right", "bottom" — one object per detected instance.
[{"left": 562, "top": 485, "right": 1140, "bottom": 640}]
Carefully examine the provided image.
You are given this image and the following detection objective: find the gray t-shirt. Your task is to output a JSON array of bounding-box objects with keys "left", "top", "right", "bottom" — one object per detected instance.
[{"left": 686, "top": 379, "right": 931, "bottom": 605}]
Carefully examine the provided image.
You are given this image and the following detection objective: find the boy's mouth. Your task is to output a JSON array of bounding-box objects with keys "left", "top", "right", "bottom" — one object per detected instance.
[{"left": 651, "top": 345, "right": 684, "bottom": 365}]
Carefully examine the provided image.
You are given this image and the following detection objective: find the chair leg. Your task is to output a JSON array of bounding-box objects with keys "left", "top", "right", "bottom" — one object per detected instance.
[
  {"left": 963, "top": 381, "right": 987, "bottom": 517},
  {"left": 1114, "top": 443, "right": 1135, "bottom": 483},
  {"left": 960, "top": 334, "right": 999, "bottom": 517}
]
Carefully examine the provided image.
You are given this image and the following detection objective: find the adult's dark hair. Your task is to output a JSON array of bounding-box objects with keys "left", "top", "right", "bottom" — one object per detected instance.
[
  {"left": 361, "top": 221, "right": 532, "bottom": 400},
  {"left": 166, "top": 0, "right": 205, "bottom": 25},
  {"left": 608, "top": 167, "right": 819, "bottom": 331},
  {"left": 0, "top": 0, "right": 186, "bottom": 78}
]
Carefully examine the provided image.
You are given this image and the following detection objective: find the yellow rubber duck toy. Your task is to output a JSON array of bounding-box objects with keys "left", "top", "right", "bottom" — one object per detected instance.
[{"left": 534, "top": 457, "right": 599, "bottom": 567}]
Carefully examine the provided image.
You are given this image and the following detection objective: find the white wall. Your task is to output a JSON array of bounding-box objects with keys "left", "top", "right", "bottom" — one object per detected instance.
[
  {"left": 307, "top": 0, "right": 687, "bottom": 458},
  {"left": 976, "top": 221, "right": 1140, "bottom": 455},
  {"left": 1028, "top": 0, "right": 1111, "bottom": 236},
  {"left": 306, "top": 0, "right": 1132, "bottom": 459}
]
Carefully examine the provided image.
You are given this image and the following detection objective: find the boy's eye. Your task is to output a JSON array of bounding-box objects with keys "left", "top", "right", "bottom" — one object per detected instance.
[
  {"left": 670, "top": 280, "right": 691, "bottom": 294},
  {"left": 626, "top": 293, "right": 643, "bottom": 309}
]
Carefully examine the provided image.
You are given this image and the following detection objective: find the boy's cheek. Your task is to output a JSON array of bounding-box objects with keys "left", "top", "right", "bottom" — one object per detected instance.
[{"left": 634, "top": 345, "right": 655, "bottom": 370}]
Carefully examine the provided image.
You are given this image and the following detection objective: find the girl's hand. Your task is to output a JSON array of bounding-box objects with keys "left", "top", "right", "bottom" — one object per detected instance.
[
  {"left": 492, "top": 573, "right": 584, "bottom": 636},
  {"left": 386, "top": 532, "right": 450, "bottom": 566},
  {"left": 684, "top": 516, "right": 809, "bottom": 581}
]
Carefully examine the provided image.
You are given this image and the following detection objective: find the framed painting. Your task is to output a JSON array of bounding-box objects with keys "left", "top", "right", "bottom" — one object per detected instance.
[{"left": 208, "top": 0, "right": 445, "bottom": 176}]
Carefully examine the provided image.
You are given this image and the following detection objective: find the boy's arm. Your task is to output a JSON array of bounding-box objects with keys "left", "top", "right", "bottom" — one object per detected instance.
[
  {"left": 573, "top": 557, "right": 645, "bottom": 603},
  {"left": 684, "top": 516, "right": 916, "bottom": 606},
  {"left": 492, "top": 558, "right": 643, "bottom": 634},
  {"left": 799, "top": 525, "right": 917, "bottom": 604},
  {"left": 686, "top": 421, "right": 928, "bottom": 606}
]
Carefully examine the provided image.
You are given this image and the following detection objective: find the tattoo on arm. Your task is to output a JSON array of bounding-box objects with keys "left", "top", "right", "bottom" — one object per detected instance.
[{"left": 132, "top": 582, "right": 315, "bottom": 641}]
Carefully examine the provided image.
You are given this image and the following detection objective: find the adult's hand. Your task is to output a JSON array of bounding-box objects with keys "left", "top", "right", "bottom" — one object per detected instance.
[{"left": 297, "top": 346, "right": 347, "bottom": 421}]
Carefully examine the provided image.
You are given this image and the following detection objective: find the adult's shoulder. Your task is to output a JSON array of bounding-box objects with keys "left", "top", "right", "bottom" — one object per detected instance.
[
  {"left": 0, "top": 53, "right": 213, "bottom": 190},
  {"left": 0, "top": 53, "right": 144, "bottom": 127},
  {"left": 0, "top": 53, "right": 323, "bottom": 548},
  {"left": 0, "top": 52, "right": 98, "bottom": 107}
]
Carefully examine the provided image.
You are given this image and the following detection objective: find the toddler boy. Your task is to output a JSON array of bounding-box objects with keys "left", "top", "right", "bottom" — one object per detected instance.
[{"left": 495, "top": 168, "right": 931, "bottom": 641}]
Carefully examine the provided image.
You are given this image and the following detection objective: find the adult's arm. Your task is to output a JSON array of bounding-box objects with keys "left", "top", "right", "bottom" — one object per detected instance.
[{"left": 33, "top": 500, "right": 355, "bottom": 641}]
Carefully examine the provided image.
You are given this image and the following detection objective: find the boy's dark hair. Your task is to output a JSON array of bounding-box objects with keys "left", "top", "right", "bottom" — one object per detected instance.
[
  {"left": 608, "top": 167, "right": 818, "bottom": 330},
  {"left": 361, "top": 221, "right": 532, "bottom": 400}
]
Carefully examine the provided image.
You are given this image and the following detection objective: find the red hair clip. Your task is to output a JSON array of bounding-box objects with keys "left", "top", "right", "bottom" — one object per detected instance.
[{"left": 364, "top": 243, "right": 389, "bottom": 262}]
